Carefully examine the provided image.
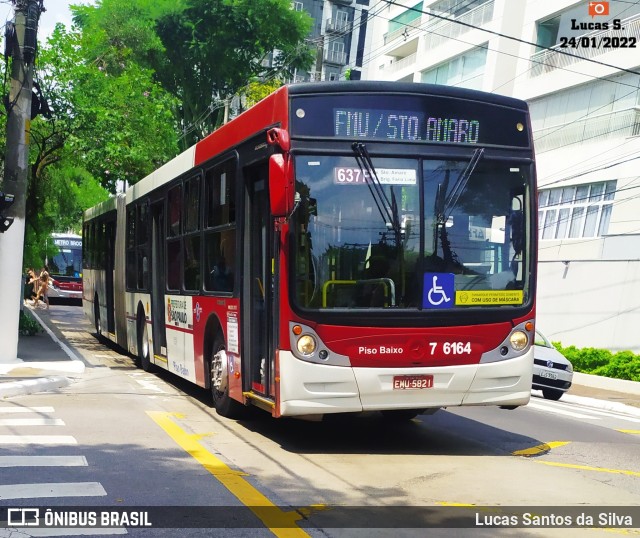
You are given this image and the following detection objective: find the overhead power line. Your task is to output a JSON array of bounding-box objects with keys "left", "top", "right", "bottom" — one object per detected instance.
[{"left": 383, "top": 0, "right": 640, "bottom": 77}]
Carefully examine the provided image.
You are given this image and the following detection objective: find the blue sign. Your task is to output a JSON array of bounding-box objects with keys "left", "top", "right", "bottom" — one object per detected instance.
[{"left": 423, "top": 273, "right": 455, "bottom": 309}]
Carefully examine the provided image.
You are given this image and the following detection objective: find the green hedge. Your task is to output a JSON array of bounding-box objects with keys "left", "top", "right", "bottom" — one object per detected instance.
[
  {"left": 19, "top": 309, "right": 41, "bottom": 336},
  {"left": 553, "top": 343, "right": 640, "bottom": 382}
]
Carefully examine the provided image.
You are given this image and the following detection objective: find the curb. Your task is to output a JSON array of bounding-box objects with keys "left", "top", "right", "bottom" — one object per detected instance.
[
  {"left": 572, "top": 371, "right": 640, "bottom": 396},
  {"left": 561, "top": 393, "right": 640, "bottom": 418},
  {"left": 0, "top": 376, "right": 71, "bottom": 399}
]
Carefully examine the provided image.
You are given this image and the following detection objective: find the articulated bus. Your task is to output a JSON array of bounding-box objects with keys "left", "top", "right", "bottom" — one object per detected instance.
[
  {"left": 47, "top": 233, "right": 83, "bottom": 302},
  {"left": 83, "top": 82, "right": 537, "bottom": 420}
]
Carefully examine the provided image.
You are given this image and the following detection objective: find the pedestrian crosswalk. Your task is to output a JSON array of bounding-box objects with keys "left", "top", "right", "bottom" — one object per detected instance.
[{"left": 0, "top": 404, "right": 126, "bottom": 536}]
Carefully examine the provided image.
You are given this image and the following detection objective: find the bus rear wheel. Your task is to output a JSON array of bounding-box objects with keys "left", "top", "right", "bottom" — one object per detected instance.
[
  {"left": 210, "top": 334, "right": 245, "bottom": 419},
  {"left": 93, "top": 298, "right": 101, "bottom": 336},
  {"left": 138, "top": 312, "right": 153, "bottom": 372}
]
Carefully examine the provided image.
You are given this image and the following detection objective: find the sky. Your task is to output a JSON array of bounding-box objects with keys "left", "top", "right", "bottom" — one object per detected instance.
[{"left": 1, "top": 0, "right": 94, "bottom": 41}]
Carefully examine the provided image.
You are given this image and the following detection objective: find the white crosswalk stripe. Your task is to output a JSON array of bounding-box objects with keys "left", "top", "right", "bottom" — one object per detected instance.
[
  {"left": 527, "top": 400, "right": 600, "bottom": 419},
  {"left": 0, "top": 418, "right": 65, "bottom": 426},
  {"left": 0, "top": 404, "right": 126, "bottom": 536},
  {"left": 528, "top": 396, "right": 640, "bottom": 423},
  {"left": 0, "top": 455, "right": 87, "bottom": 467}
]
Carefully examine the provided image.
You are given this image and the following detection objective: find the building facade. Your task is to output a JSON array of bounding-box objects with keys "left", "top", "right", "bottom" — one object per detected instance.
[
  {"left": 290, "top": 0, "right": 372, "bottom": 82},
  {"left": 363, "top": 0, "right": 640, "bottom": 351}
]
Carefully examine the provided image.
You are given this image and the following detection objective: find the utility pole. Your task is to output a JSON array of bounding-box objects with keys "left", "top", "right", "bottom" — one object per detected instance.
[{"left": 0, "top": 0, "right": 42, "bottom": 363}]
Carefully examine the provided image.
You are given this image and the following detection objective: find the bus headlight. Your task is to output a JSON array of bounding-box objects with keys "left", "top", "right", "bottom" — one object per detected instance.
[
  {"left": 509, "top": 330, "right": 528, "bottom": 351},
  {"left": 296, "top": 335, "right": 317, "bottom": 356}
]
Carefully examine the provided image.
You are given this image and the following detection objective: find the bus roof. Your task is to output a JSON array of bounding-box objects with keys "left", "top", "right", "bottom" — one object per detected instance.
[{"left": 122, "top": 82, "right": 530, "bottom": 203}]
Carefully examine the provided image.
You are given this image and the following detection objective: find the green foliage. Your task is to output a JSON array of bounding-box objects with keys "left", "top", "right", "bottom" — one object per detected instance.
[
  {"left": 2, "top": 0, "right": 315, "bottom": 270},
  {"left": 244, "top": 80, "right": 282, "bottom": 108},
  {"left": 19, "top": 309, "right": 41, "bottom": 336},
  {"left": 152, "top": 0, "right": 313, "bottom": 145},
  {"left": 38, "top": 20, "right": 180, "bottom": 191},
  {"left": 553, "top": 342, "right": 640, "bottom": 382}
]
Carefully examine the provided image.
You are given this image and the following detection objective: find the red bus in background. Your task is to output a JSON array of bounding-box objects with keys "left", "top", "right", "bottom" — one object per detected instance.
[
  {"left": 83, "top": 82, "right": 537, "bottom": 420},
  {"left": 48, "top": 233, "right": 83, "bottom": 302}
]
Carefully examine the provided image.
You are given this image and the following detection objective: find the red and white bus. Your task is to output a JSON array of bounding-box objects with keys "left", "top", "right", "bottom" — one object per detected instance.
[
  {"left": 83, "top": 82, "right": 537, "bottom": 420},
  {"left": 47, "top": 233, "right": 83, "bottom": 302}
]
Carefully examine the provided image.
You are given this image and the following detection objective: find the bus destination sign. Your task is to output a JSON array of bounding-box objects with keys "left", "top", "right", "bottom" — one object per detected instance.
[
  {"left": 290, "top": 93, "right": 530, "bottom": 148},
  {"left": 334, "top": 108, "right": 480, "bottom": 144}
]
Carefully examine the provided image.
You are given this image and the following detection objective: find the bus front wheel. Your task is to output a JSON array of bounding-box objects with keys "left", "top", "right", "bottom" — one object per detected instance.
[
  {"left": 380, "top": 409, "right": 424, "bottom": 421},
  {"left": 210, "top": 334, "right": 245, "bottom": 419}
]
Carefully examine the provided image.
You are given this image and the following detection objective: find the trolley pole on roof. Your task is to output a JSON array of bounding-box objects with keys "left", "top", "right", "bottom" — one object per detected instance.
[{"left": 0, "top": 0, "right": 42, "bottom": 363}]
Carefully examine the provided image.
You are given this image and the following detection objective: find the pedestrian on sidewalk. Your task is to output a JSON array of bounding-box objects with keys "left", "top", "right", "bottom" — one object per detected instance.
[
  {"left": 33, "top": 265, "right": 50, "bottom": 310},
  {"left": 25, "top": 268, "right": 38, "bottom": 302}
]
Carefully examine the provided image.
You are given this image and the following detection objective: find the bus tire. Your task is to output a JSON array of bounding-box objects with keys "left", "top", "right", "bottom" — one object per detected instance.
[
  {"left": 210, "top": 333, "right": 245, "bottom": 419},
  {"left": 138, "top": 310, "right": 153, "bottom": 372},
  {"left": 380, "top": 409, "right": 424, "bottom": 421},
  {"left": 93, "top": 297, "right": 101, "bottom": 336}
]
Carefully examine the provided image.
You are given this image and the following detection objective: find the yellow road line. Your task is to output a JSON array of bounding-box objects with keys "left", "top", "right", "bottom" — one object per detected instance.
[
  {"left": 147, "top": 411, "right": 311, "bottom": 538},
  {"left": 617, "top": 430, "right": 640, "bottom": 435},
  {"left": 512, "top": 441, "right": 570, "bottom": 457},
  {"left": 536, "top": 460, "right": 640, "bottom": 477}
]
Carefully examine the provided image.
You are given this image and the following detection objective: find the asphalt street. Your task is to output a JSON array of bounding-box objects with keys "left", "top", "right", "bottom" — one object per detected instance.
[{"left": 2, "top": 303, "right": 639, "bottom": 416}]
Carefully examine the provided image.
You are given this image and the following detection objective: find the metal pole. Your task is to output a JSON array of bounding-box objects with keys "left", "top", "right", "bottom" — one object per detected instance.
[{"left": 0, "top": 0, "right": 41, "bottom": 363}]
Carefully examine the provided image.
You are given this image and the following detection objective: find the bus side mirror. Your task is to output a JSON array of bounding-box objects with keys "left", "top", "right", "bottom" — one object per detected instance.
[{"left": 269, "top": 153, "right": 293, "bottom": 217}]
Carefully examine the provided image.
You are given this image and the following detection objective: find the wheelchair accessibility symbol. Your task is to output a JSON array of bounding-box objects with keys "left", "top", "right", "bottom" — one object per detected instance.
[{"left": 423, "top": 273, "right": 455, "bottom": 309}]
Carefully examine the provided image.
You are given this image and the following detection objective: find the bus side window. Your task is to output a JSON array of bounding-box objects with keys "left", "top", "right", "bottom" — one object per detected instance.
[
  {"left": 167, "top": 184, "right": 182, "bottom": 291},
  {"left": 205, "top": 230, "right": 235, "bottom": 292},
  {"left": 204, "top": 158, "right": 237, "bottom": 293},
  {"left": 168, "top": 185, "right": 182, "bottom": 237}
]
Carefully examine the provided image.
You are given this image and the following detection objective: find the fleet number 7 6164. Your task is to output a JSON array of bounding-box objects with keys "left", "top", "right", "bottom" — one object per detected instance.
[{"left": 430, "top": 342, "right": 472, "bottom": 355}]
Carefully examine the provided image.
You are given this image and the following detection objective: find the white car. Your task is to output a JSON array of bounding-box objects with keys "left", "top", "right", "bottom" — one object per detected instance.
[{"left": 532, "top": 329, "right": 573, "bottom": 400}]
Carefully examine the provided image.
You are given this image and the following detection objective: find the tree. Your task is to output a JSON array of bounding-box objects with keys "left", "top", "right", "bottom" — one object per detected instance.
[
  {"left": 38, "top": 21, "right": 180, "bottom": 192},
  {"left": 69, "top": 0, "right": 314, "bottom": 147},
  {"left": 152, "top": 0, "right": 314, "bottom": 145}
]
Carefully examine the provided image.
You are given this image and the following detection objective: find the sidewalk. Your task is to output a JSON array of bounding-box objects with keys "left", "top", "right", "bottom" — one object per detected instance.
[
  {"left": 0, "top": 305, "right": 85, "bottom": 398},
  {"left": 1, "top": 306, "right": 639, "bottom": 416}
]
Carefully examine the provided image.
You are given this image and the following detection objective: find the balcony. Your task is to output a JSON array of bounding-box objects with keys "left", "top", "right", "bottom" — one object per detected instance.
[
  {"left": 326, "top": 17, "right": 352, "bottom": 34},
  {"left": 533, "top": 107, "right": 640, "bottom": 152},
  {"left": 530, "top": 14, "right": 640, "bottom": 77},
  {"left": 324, "top": 50, "right": 347, "bottom": 65},
  {"left": 423, "top": 0, "right": 494, "bottom": 51},
  {"left": 387, "top": 52, "right": 417, "bottom": 73}
]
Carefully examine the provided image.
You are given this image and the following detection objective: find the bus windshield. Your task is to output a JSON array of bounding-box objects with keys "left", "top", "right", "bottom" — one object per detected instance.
[
  {"left": 292, "top": 154, "right": 531, "bottom": 311},
  {"left": 50, "top": 235, "right": 83, "bottom": 278}
]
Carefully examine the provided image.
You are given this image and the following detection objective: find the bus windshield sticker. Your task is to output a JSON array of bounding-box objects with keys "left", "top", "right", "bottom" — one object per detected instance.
[
  {"left": 423, "top": 273, "right": 455, "bottom": 309},
  {"left": 334, "top": 167, "right": 416, "bottom": 185},
  {"left": 456, "top": 290, "right": 524, "bottom": 306}
]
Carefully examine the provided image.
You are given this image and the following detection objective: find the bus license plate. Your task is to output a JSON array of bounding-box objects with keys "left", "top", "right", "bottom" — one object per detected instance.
[{"left": 393, "top": 375, "right": 434, "bottom": 390}]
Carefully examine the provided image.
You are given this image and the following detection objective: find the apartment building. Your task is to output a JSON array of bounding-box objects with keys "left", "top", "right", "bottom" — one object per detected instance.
[
  {"left": 289, "top": 0, "right": 371, "bottom": 82},
  {"left": 363, "top": 0, "right": 640, "bottom": 351}
]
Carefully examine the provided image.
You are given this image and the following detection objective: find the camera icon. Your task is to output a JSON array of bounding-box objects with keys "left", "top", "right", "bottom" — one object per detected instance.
[{"left": 588, "top": 1, "right": 609, "bottom": 17}]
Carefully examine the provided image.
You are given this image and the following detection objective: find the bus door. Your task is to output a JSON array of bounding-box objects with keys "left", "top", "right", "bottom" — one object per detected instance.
[
  {"left": 150, "top": 201, "right": 167, "bottom": 357},
  {"left": 242, "top": 164, "right": 275, "bottom": 399},
  {"left": 105, "top": 219, "right": 116, "bottom": 334}
]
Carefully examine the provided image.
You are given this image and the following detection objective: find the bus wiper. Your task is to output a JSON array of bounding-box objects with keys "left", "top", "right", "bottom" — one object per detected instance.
[
  {"left": 433, "top": 148, "right": 484, "bottom": 268},
  {"left": 352, "top": 142, "right": 402, "bottom": 244},
  {"left": 442, "top": 148, "right": 484, "bottom": 221}
]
